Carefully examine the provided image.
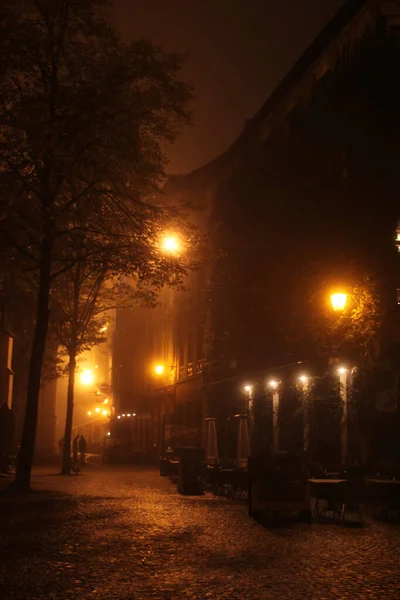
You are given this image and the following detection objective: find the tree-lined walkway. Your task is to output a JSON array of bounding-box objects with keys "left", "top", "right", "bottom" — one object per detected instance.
[{"left": 1, "top": 466, "right": 400, "bottom": 599}]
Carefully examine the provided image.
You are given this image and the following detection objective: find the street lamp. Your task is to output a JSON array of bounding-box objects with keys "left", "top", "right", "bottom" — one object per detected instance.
[
  {"left": 154, "top": 365, "right": 165, "bottom": 376},
  {"left": 243, "top": 385, "right": 254, "bottom": 440},
  {"left": 268, "top": 380, "right": 280, "bottom": 452},
  {"left": 80, "top": 369, "right": 94, "bottom": 385},
  {"left": 161, "top": 233, "right": 181, "bottom": 255},
  {"left": 337, "top": 366, "right": 349, "bottom": 466},
  {"left": 298, "top": 375, "right": 310, "bottom": 454},
  {"left": 268, "top": 380, "right": 279, "bottom": 390},
  {"left": 330, "top": 293, "right": 348, "bottom": 312}
]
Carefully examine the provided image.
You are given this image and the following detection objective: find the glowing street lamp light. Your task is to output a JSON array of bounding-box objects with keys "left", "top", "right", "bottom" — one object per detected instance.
[
  {"left": 155, "top": 365, "right": 165, "bottom": 376},
  {"left": 268, "top": 380, "right": 279, "bottom": 389},
  {"left": 95, "top": 407, "right": 101, "bottom": 413},
  {"left": 298, "top": 375, "right": 308, "bottom": 384},
  {"left": 161, "top": 233, "right": 181, "bottom": 255},
  {"left": 244, "top": 384, "right": 253, "bottom": 394},
  {"left": 330, "top": 293, "right": 348, "bottom": 312},
  {"left": 80, "top": 369, "right": 94, "bottom": 385}
]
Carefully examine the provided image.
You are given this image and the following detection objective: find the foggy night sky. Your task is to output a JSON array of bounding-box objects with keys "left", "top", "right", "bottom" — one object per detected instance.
[{"left": 112, "top": 0, "right": 345, "bottom": 174}]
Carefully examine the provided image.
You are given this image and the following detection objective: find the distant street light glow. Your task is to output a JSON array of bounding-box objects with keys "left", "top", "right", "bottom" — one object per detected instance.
[
  {"left": 102, "top": 410, "right": 108, "bottom": 416},
  {"left": 268, "top": 380, "right": 279, "bottom": 389},
  {"left": 80, "top": 369, "right": 94, "bottom": 385},
  {"left": 299, "top": 375, "right": 308, "bottom": 383},
  {"left": 244, "top": 384, "right": 253, "bottom": 393},
  {"left": 95, "top": 407, "right": 101, "bottom": 413},
  {"left": 337, "top": 367, "right": 348, "bottom": 375},
  {"left": 155, "top": 365, "right": 165, "bottom": 375}
]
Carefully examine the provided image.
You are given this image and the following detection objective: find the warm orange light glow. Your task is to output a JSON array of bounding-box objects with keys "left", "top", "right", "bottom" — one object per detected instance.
[
  {"left": 161, "top": 234, "right": 181, "bottom": 254},
  {"left": 268, "top": 380, "right": 279, "bottom": 389},
  {"left": 88, "top": 411, "right": 92, "bottom": 416},
  {"left": 80, "top": 369, "right": 94, "bottom": 385},
  {"left": 95, "top": 407, "right": 101, "bottom": 413},
  {"left": 331, "top": 293, "right": 348, "bottom": 312},
  {"left": 155, "top": 365, "right": 165, "bottom": 375},
  {"left": 103, "top": 398, "right": 109, "bottom": 404},
  {"left": 244, "top": 384, "right": 253, "bottom": 393},
  {"left": 102, "top": 410, "right": 108, "bottom": 416},
  {"left": 299, "top": 375, "right": 308, "bottom": 384},
  {"left": 117, "top": 416, "right": 121, "bottom": 419},
  {"left": 337, "top": 367, "right": 347, "bottom": 375}
]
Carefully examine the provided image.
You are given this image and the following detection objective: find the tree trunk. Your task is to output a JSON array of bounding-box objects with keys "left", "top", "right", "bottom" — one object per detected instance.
[
  {"left": 61, "top": 273, "right": 80, "bottom": 476},
  {"left": 61, "top": 350, "right": 76, "bottom": 475},
  {"left": 11, "top": 240, "right": 52, "bottom": 492}
]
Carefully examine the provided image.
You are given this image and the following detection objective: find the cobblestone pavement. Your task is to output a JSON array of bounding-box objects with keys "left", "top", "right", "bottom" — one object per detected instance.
[{"left": 1, "top": 465, "right": 400, "bottom": 600}]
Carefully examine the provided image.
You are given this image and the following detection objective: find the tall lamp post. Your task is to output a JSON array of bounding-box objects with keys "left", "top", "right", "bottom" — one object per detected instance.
[
  {"left": 330, "top": 292, "right": 349, "bottom": 466},
  {"left": 298, "top": 375, "right": 310, "bottom": 455},
  {"left": 268, "top": 380, "right": 280, "bottom": 453},
  {"left": 244, "top": 384, "right": 254, "bottom": 445},
  {"left": 337, "top": 366, "right": 348, "bottom": 466}
]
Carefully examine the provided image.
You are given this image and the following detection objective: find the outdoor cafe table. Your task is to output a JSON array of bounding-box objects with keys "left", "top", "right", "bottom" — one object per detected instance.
[{"left": 308, "top": 479, "right": 347, "bottom": 517}]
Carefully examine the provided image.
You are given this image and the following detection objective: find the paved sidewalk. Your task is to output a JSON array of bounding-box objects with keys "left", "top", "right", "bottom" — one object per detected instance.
[{"left": 1, "top": 465, "right": 400, "bottom": 599}]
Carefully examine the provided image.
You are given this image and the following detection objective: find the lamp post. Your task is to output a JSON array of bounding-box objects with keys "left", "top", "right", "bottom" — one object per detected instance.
[
  {"left": 268, "top": 380, "right": 280, "bottom": 453},
  {"left": 243, "top": 384, "right": 254, "bottom": 444},
  {"left": 330, "top": 291, "right": 351, "bottom": 466},
  {"left": 298, "top": 375, "right": 310, "bottom": 455},
  {"left": 337, "top": 366, "right": 348, "bottom": 466}
]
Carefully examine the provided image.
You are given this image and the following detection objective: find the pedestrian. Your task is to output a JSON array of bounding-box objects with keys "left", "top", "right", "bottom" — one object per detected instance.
[
  {"left": 72, "top": 434, "right": 79, "bottom": 467},
  {"left": 79, "top": 434, "right": 87, "bottom": 464}
]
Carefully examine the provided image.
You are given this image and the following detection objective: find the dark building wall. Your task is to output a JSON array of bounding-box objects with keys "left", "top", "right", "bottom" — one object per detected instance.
[
  {"left": 205, "top": 1, "right": 400, "bottom": 382},
  {"left": 113, "top": 1, "right": 400, "bottom": 461}
]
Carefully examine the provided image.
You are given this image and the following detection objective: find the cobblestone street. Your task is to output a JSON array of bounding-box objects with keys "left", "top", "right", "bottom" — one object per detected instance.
[{"left": 1, "top": 465, "right": 400, "bottom": 599}]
